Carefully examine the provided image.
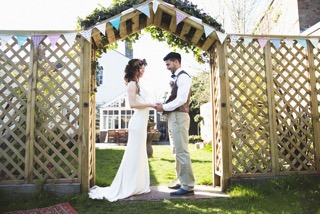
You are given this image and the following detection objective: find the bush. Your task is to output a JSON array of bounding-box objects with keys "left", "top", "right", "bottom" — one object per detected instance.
[{"left": 189, "top": 135, "right": 202, "bottom": 144}]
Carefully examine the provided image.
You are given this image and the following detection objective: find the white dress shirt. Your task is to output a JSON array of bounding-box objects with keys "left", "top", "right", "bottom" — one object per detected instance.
[{"left": 163, "top": 68, "right": 192, "bottom": 112}]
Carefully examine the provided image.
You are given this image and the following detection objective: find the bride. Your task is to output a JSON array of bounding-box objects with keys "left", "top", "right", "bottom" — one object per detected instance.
[{"left": 88, "top": 58, "right": 156, "bottom": 202}]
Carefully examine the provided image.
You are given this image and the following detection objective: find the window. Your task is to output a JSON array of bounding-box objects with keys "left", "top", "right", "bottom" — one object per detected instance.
[{"left": 97, "top": 68, "right": 103, "bottom": 85}]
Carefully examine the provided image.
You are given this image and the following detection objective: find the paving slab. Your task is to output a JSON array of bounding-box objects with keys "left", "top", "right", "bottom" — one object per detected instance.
[{"left": 122, "top": 185, "right": 228, "bottom": 201}]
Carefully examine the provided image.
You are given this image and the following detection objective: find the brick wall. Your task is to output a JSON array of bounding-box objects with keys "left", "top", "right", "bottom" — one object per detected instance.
[{"left": 298, "top": 0, "right": 320, "bottom": 32}]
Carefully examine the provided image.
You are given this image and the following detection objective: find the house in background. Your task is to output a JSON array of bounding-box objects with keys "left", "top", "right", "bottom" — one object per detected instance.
[{"left": 96, "top": 44, "right": 158, "bottom": 142}]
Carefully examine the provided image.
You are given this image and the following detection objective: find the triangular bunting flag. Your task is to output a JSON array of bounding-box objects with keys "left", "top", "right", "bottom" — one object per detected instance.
[
  {"left": 203, "top": 25, "right": 214, "bottom": 37},
  {"left": 121, "top": 8, "right": 134, "bottom": 16},
  {"left": 176, "top": 10, "right": 187, "bottom": 25},
  {"left": 109, "top": 16, "right": 121, "bottom": 30},
  {"left": 230, "top": 35, "right": 240, "bottom": 45},
  {"left": 243, "top": 37, "right": 252, "bottom": 46},
  {"left": 32, "top": 35, "right": 46, "bottom": 49},
  {"left": 63, "top": 32, "right": 77, "bottom": 46},
  {"left": 296, "top": 39, "right": 307, "bottom": 49},
  {"left": 153, "top": 0, "right": 159, "bottom": 13},
  {"left": 271, "top": 39, "right": 281, "bottom": 50},
  {"left": 80, "top": 29, "right": 92, "bottom": 42},
  {"left": 47, "top": 34, "right": 60, "bottom": 48},
  {"left": 309, "top": 38, "right": 319, "bottom": 48},
  {"left": 216, "top": 31, "right": 227, "bottom": 44},
  {"left": 16, "top": 35, "right": 29, "bottom": 47},
  {"left": 189, "top": 16, "right": 202, "bottom": 25},
  {"left": 258, "top": 38, "right": 268, "bottom": 48},
  {"left": 0, "top": 35, "right": 12, "bottom": 49},
  {"left": 96, "top": 23, "right": 106, "bottom": 36},
  {"left": 137, "top": 4, "right": 150, "bottom": 18},
  {"left": 284, "top": 39, "right": 293, "bottom": 49}
]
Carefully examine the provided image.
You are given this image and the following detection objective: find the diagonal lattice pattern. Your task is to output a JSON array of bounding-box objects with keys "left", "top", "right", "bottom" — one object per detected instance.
[
  {"left": 0, "top": 37, "right": 30, "bottom": 181},
  {"left": 271, "top": 40, "right": 315, "bottom": 172},
  {"left": 227, "top": 39, "right": 271, "bottom": 174}
]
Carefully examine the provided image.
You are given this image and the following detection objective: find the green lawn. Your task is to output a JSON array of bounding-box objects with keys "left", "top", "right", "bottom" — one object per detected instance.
[{"left": 1, "top": 145, "right": 320, "bottom": 214}]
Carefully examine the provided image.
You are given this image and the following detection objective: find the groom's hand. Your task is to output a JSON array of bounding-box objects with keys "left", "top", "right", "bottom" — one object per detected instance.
[{"left": 155, "top": 104, "right": 164, "bottom": 112}]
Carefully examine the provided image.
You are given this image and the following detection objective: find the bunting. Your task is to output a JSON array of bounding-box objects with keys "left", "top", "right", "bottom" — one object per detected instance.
[
  {"left": 284, "top": 39, "right": 293, "bottom": 49},
  {"left": 63, "top": 32, "right": 77, "bottom": 46},
  {"left": 152, "top": 0, "right": 159, "bottom": 13},
  {"left": 176, "top": 10, "right": 188, "bottom": 25},
  {"left": 189, "top": 16, "right": 202, "bottom": 25},
  {"left": 16, "top": 35, "right": 29, "bottom": 47},
  {"left": 271, "top": 39, "right": 281, "bottom": 50},
  {"left": 32, "top": 35, "right": 46, "bottom": 49},
  {"left": 203, "top": 25, "right": 215, "bottom": 37},
  {"left": 47, "top": 34, "right": 61, "bottom": 48},
  {"left": 296, "top": 39, "right": 307, "bottom": 49},
  {"left": 0, "top": 35, "right": 12, "bottom": 49},
  {"left": 109, "top": 16, "right": 121, "bottom": 30},
  {"left": 121, "top": 8, "right": 135, "bottom": 16},
  {"left": 243, "top": 37, "right": 252, "bottom": 46},
  {"left": 309, "top": 38, "right": 319, "bottom": 48},
  {"left": 258, "top": 38, "right": 268, "bottom": 48},
  {"left": 96, "top": 23, "right": 106, "bottom": 36},
  {"left": 230, "top": 35, "right": 240, "bottom": 45},
  {"left": 216, "top": 31, "right": 227, "bottom": 44},
  {"left": 80, "top": 29, "right": 92, "bottom": 42},
  {"left": 137, "top": 4, "right": 150, "bottom": 18}
]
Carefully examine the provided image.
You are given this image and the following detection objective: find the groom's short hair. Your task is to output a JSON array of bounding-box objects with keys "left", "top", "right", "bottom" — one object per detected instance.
[{"left": 163, "top": 52, "right": 181, "bottom": 63}]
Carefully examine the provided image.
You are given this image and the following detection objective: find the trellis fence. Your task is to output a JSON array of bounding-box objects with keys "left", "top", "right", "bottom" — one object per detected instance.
[
  {"left": 0, "top": 31, "right": 95, "bottom": 192},
  {"left": 211, "top": 35, "right": 320, "bottom": 191}
]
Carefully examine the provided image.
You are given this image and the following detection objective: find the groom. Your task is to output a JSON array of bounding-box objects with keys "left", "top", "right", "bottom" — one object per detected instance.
[{"left": 155, "top": 52, "right": 195, "bottom": 196}]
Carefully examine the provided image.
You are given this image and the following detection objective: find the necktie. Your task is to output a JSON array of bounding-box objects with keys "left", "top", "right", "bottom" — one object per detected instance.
[{"left": 171, "top": 73, "right": 176, "bottom": 78}]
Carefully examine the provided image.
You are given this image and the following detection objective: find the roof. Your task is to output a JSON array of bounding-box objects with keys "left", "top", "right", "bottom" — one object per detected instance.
[{"left": 81, "top": 0, "right": 223, "bottom": 52}]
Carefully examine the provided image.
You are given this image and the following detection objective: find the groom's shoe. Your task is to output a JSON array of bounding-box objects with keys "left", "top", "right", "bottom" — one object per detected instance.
[
  {"left": 170, "top": 188, "right": 195, "bottom": 196},
  {"left": 168, "top": 183, "right": 181, "bottom": 189}
]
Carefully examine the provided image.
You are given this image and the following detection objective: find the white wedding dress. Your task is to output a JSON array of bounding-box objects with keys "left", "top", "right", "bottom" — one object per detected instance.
[{"left": 88, "top": 86, "right": 150, "bottom": 202}]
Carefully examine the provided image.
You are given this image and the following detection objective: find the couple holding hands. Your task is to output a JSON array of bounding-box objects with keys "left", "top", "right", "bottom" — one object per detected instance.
[{"left": 89, "top": 52, "right": 195, "bottom": 202}]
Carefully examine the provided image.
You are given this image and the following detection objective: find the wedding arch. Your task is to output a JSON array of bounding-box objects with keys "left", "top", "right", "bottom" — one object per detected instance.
[{"left": 1, "top": 0, "right": 320, "bottom": 194}]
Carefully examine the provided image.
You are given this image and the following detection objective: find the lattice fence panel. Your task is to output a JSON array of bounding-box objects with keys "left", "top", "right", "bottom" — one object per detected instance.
[
  {"left": 313, "top": 43, "right": 320, "bottom": 116},
  {"left": 271, "top": 40, "right": 315, "bottom": 172},
  {"left": 32, "top": 37, "right": 81, "bottom": 182},
  {"left": 0, "top": 37, "right": 31, "bottom": 182},
  {"left": 227, "top": 39, "right": 271, "bottom": 175},
  {"left": 211, "top": 45, "right": 222, "bottom": 176}
]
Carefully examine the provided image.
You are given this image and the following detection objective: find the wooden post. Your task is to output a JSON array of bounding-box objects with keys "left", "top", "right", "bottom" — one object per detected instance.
[
  {"left": 264, "top": 41, "right": 279, "bottom": 175},
  {"left": 80, "top": 38, "right": 92, "bottom": 192},
  {"left": 217, "top": 40, "right": 232, "bottom": 191},
  {"left": 307, "top": 41, "right": 320, "bottom": 173},
  {"left": 209, "top": 46, "right": 220, "bottom": 187},
  {"left": 25, "top": 41, "right": 37, "bottom": 183}
]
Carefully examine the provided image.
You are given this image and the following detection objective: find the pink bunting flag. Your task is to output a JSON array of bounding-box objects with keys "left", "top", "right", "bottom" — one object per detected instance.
[
  {"left": 230, "top": 35, "right": 240, "bottom": 45},
  {"left": 176, "top": 10, "right": 187, "bottom": 25},
  {"left": 258, "top": 38, "right": 268, "bottom": 48},
  {"left": 80, "top": 29, "right": 92, "bottom": 42},
  {"left": 32, "top": 35, "right": 46, "bottom": 49},
  {"left": 47, "top": 34, "right": 61, "bottom": 48}
]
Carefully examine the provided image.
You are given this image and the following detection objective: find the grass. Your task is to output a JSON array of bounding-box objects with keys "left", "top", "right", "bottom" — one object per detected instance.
[{"left": 1, "top": 145, "right": 320, "bottom": 214}]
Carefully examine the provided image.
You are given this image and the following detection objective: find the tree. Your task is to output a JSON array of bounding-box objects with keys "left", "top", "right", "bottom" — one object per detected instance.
[{"left": 189, "top": 70, "right": 210, "bottom": 135}]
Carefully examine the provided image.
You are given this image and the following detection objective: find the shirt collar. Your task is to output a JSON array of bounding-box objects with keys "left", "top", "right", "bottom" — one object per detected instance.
[{"left": 172, "top": 68, "right": 183, "bottom": 77}]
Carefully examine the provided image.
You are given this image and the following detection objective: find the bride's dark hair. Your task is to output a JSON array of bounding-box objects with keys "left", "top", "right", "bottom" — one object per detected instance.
[{"left": 124, "top": 58, "right": 147, "bottom": 84}]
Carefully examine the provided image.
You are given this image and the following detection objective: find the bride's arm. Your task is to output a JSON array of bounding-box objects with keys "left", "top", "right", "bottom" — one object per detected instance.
[{"left": 127, "top": 82, "right": 155, "bottom": 109}]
